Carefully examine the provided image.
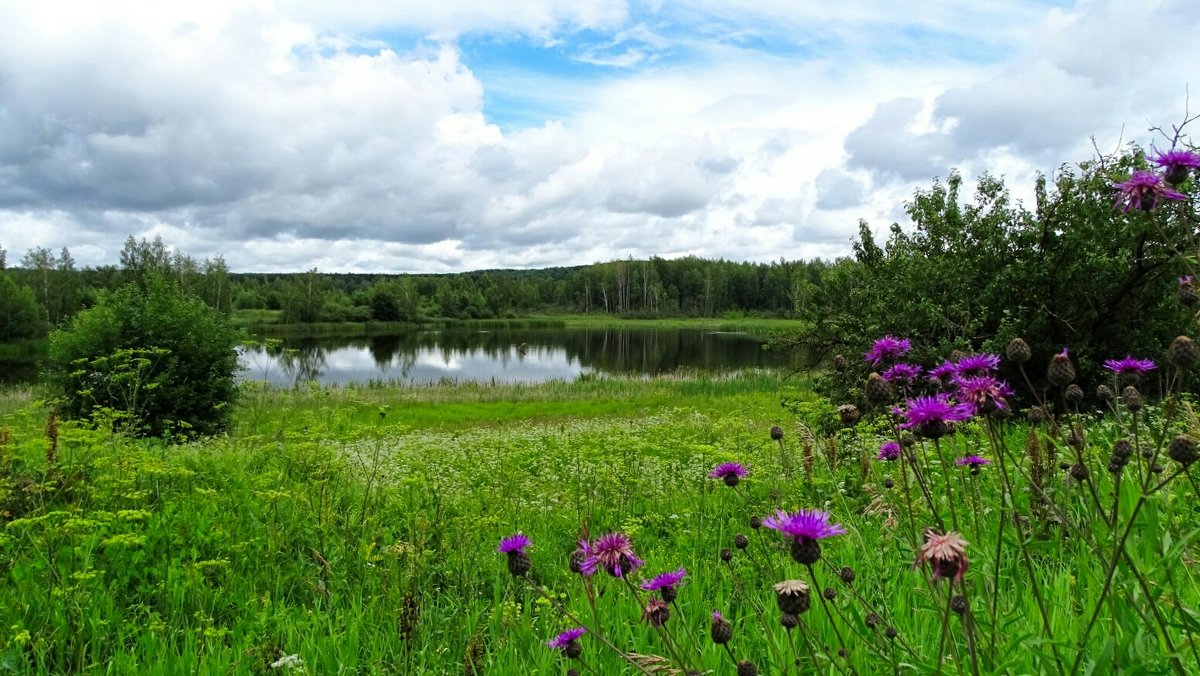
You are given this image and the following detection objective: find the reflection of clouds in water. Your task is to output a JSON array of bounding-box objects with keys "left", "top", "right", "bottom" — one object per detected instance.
[
  {"left": 238, "top": 329, "right": 788, "bottom": 386},
  {"left": 242, "top": 345, "right": 588, "bottom": 386}
]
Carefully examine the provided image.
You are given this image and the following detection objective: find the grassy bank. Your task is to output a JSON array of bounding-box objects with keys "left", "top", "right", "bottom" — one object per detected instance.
[{"left": 1, "top": 372, "right": 1196, "bottom": 674}]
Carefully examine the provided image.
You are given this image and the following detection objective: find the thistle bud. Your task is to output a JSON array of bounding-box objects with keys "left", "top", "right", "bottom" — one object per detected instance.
[
  {"left": 749, "top": 515, "right": 762, "bottom": 530},
  {"left": 1065, "top": 384, "right": 1084, "bottom": 403},
  {"left": 1096, "top": 384, "right": 1114, "bottom": 401},
  {"left": 1047, "top": 348, "right": 1076, "bottom": 387},
  {"left": 1168, "top": 336, "right": 1200, "bottom": 369},
  {"left": 823, "top": 587, "right": 837, "bottom": 601},
  {"left": 1179, "top": 276, "right": 1197, "bottom": 307},
  {"left": 720, "top": 548, "right": 733, "bottom": 562},
  {"left": 734, "top": 533, "right": 749, "bottom": 550},
  {"left": 1006, "top": 337, "right": 1032, "bottom": 364},
  {"left": 642, "top": 598, "right": 670, "bottom": 627},
  {"left": 1122, "top": 386, "right": 1142, "bottom": 412},
  {"left": 773, "top": 580, "right": 811, "bottom": 615},
  {"left": 710, "top": 612, "right": 733, "bottom": 644},
  {"left": 950, "top": 595, "right": 968, "bottom": 615},
  {"left": 865, "top": 612, "right": 879, "bottom": 629},
  {"left": 839, "top": 566, "right": 856, "bottom": 584},
  {"left": 832, "top": 354, "right": 848, "bottom": 372},
  {"left": 1028, "top": 406, "right": 1047, "bottom": 425},
  {"left": 865, "top": 372, "right": 895, "bottom": 407},
  {"left": 770, "top": 425, "right": 784, "bottom": 441},
  {"left": 1069, "top": 463, "right": 1088, "bottom": 482},
  {"left": 838, "top": 404, "right": 861, "bottom": 427},
  {"left": 737, "top": 661, "right": 758, "bottom": 676},
  {"left": 1168, "top": 435, "right": 1198, "bottom": 466},
  {"left": 780, "top": 613, "right": 799, "bottom": 629}
]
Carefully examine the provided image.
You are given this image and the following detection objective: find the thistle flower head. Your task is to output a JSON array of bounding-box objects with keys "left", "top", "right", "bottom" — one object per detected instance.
[
  {"left": 1103, "top": 355, "right": 1156, "bottom": 376},
  {"left": 579, "top": 533, "right": 644, "bottom": 578},
  {"left": 1154, "top": 149, "right": 1200, "bottom": 184},
  {"left": 876, "top": 441, "right": 902, "bottom": 461},
  {"left": 894, "top": 395, "right": 975, "bottom": 438},
  {"left": 955, "top": 455, "right": 991, "bottom": 467},
  {"left": 953, "top": 353, "right": 1000, "bottom": 378},
  {"left": 708, "top": 462, "right": 749, "bottom": 486},
  {"left": 1114, "top": 170, "right": 1187, "bottom": 211},
  {"left": 640, "top": 568, "right": 686, "bottom": 592},
  {"left": 915, "top": 530, "right": 970, "bottom": 583},
  {"left": 928, "top": 360, "right": 958, "bottom": 383},
  {"left": 497, "top": 533, "right": 531, "bottom": 554},
  {"left": 547, "top": 627, "right": 586, "bottom": 651},
  {"left": 865, "top": 336, "right": 911, "bottom": 366},
  {"left": 954, "top": 375, "right": 1012, "bottom": 413},
  {"left": 882, "top": 362, "right": 922, "bottom": 385},
  {"left": 762, "top": 509, "right": 846, "bottom": 541},
  {"left": 642, "top": 598, "right": 671, "bottom": 626}
]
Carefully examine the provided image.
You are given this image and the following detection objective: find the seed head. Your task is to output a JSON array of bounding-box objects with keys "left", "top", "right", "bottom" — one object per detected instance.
[
  {"left": 734, "top": 533, "right": 749, "bottom": 550},
  {"left": 773, "top": 579, "right": 811, "bottom": 615},
  {"left": 737, "top": 661, "right": 758, "bottom": 676},
  {"left": 838, "top": 404, "right": 861, "bottom": 427},
  {"left": 1122, "top": 386, "right": 1142, "bottom": 412},
  {"left": 915, "top": 530, "right": 969, "bottom": 583},
  {"left": 1065, "top": 384, "right": 1084, "bottom": 403},
  {"left": 770, "top": 425, "right": 784, "bottom": 441}
]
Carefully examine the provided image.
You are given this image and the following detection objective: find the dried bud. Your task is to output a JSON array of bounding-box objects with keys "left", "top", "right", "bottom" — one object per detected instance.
[
  {"left": 1168, "top": 336, "right": 1200, "bottom": 369},
  {"left": 1069, "top": 463, "right": 1088, "bottom": 482},
  {"left": 642, "top": 598, "right": 671, "bottom": 627},
  {"left": 838, "top": 404, "right": 861, "bottom": 427},
  {"left": 773, "top": 579, "right": 812, "bottom": 615},
  {"left": 1065, "top": 384, "right": 1084, "bottom": 403},
  {"left": 1096, "top": 384, "right": 1114, "bottom": 401},
  {"left": 1006, "top": 337, "right": 1032, "bottom": 363}
]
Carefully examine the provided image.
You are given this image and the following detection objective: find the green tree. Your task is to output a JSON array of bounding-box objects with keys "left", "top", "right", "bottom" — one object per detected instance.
[
  {"left": 45, "top": 275, "right": 241, "bottom": 437},
  {"left": 0, "top": 275, "right": 48, "bottom": 341}
]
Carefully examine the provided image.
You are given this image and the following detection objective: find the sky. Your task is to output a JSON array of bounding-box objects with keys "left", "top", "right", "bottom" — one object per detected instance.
[{"left": 0, "top": 0, "right": 1197, "bottom": 273}]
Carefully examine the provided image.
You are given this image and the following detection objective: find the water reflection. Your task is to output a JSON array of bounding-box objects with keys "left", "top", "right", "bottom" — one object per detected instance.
[{"left": 240, "top": 328, "right": 788, "bottom": 386}]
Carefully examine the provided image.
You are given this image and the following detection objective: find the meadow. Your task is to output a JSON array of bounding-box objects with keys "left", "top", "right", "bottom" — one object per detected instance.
[{"left": 2, "top": 358, "right": 1197, "bottom": 674}]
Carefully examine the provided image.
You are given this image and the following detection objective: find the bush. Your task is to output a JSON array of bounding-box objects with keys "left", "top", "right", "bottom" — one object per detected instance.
[{"left": 45, "top": 275, "right": 241, "bottom": 437}]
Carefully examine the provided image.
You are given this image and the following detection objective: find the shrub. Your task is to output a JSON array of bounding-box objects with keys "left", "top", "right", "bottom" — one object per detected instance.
[{"left": 45, "top": 275, "right": 241, "bottom": 437}]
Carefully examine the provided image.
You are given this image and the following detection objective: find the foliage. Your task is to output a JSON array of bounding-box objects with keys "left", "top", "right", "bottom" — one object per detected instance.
[
  {"left": 779, "top": 149, "right": 1198, "bottom": 401},
  {"left": 0, "top": 275, "right": 48, "bottom": 341},
  {"left": 44, "top": 275, "right": 241, "bottom": 437}
]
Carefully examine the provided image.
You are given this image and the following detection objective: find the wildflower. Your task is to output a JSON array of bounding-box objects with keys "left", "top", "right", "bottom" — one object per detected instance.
[
  {"left": 1047, "top": 347, "right": 1076, "bottom": 387},
  {"left": 269, "top": 654, "right": 304, "bottom": 670},
  {"left": 773, "top": 579, "right": 812, "bottom": 614},
  {"left": 1103, "top": 355, "right": 1156, "bottom": 380},
  {"left": 953, "top": 353, "right": 1000, "bottom": 378},
  {"left": 927, "top": 360, "right": 958, "bottom": 384},
  {"left": 763, "top": 509, "right": 846, "bottom": 564},
  {"left": 1154, "top": 148, "right": 1200, "bottom": 185},
  {"left": 954, "top": 375, "right": 1012, "bottom": 414},
  {"left": 641, "top": 568, "right": 686, "bottom": 602},
  {"left": 711, "top": 611, "right": 733, "bottom": 644},
  {"left": 915, "top": 530, "right": 969, "bottom": 583},
  {"left": 955, "top": 455, "right": 991, "bottom": 467},
  {"left": 580, "top": 533, "right": 644, "bottom": 578},
  {"left": 865, "top": 336, "right": 911, "bottom": 366},
  {"left": 708, "top": 462, "right": 748, "bottom": 487},
  {"left": 642, "top": 598, "right": 671, "bottom": 626},
  {"left": 498, "top": 533, "right": 532, "bottom": 577},
  {"left": 882, "top": 363, "right": 922, "bottom": 385},
  {"left": 1114, "top": 170, "right": 1187, "bottom": 211},
  {"left": 547, "top": 627, "right": 586, "bottom": 659},
  {"left": 737, "top": 661, "right": 759, "bottom": 676},
  {"left": 876, "top": 441, "right": 902, "bottom": 462},
  {"left": 894, "top": 395, "right": 974, "bottom": 439}
]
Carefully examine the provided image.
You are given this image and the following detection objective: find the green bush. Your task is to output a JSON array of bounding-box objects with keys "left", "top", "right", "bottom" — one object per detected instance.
[{"left": 45, "top": 275, "right": 241, "bottom": 437}]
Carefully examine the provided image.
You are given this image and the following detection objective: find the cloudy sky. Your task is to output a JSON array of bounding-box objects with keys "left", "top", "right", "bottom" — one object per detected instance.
[{"left": 0, "top": 0, "right": 1197, "bottom": 273}]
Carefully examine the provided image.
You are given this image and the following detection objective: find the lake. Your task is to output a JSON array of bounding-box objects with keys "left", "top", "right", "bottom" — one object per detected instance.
[{"left": 239, "top": 327, "right": 792, "bottom": 386}]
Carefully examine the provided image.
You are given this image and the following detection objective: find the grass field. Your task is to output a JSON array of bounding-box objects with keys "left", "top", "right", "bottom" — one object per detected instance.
[{"left": 1, "top": 370, "right": 1197, "bottom": 674}]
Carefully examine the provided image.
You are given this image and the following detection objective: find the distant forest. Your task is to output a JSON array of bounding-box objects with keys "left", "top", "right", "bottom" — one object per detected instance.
[{"left": 0, "top": 235, "right": 829, "bottom": 339}]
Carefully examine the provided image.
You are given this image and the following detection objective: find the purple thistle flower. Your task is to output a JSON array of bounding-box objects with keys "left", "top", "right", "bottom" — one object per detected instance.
[
  {"left": 928, "top": 360, "right": 958, "bottom": 384},
  {"left": 580, "top": 533, "right": 644, "bottom": 578},
  {"left": 763, "top": 509, "right": 846, "bottom": 541},
  {"left": 1103, "top": 355, "right": 1157, "bottom": 376},
  {"left": 708, "top": 462, "right": 749, "bottom": 487},
  {"left": 882, "top": 363, "right": 922, "bottom": 385},
  {"left": 953, "top": 353, "right": 1000, "bottom": 378},
  {"left": 497, "top": 533, "right": 531, "bottom": 554},
  {"left": 546, "top": 627, "right": 586, "bottom": 650},
  {"left": 1114, "top": 170, "right": 1187, "bottom": 212},
  {"left": 895, "top": 395, "right": 975, "bottom": 439},
  {"left": 954, "top": 375, "right": 1012, "bottom": 414},
  {"left": 955, "top": 455, "right": 991, "bottom": 467},
  {"left": 1154, "top": 149, "right": 1200, "bottom": 184},
  {"left": 641, "top": 568, "right": 687, "bottom": 592},
  {"left": 865, "top": 336, "right": 911, "bottom": 366},
  {"left": 876, "top": 441, "right": 902, "bottom": 461},
  {"left": 712, "top": 610, "right": 724, "bottom": 621}
]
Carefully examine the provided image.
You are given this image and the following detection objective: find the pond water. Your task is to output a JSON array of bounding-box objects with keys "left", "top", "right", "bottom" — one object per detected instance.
[{"left": 239, "top": 327, "right": 792, "bottom": 386}]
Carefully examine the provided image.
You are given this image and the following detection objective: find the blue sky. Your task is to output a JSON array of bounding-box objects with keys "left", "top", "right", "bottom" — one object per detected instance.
[{"left": 0, "top": 0, "right": 1195, "bottom": 272}]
